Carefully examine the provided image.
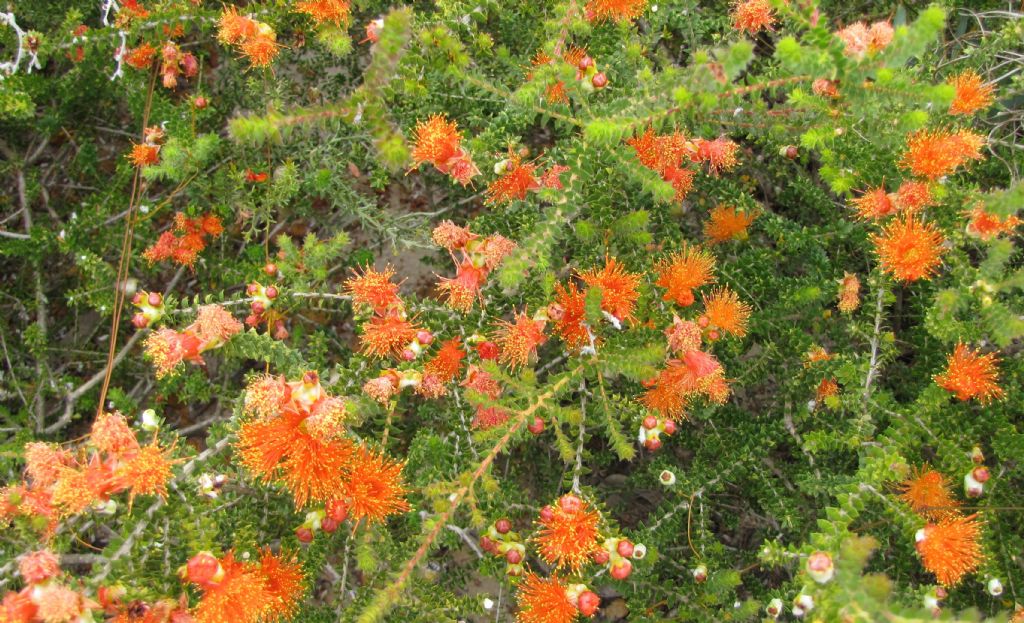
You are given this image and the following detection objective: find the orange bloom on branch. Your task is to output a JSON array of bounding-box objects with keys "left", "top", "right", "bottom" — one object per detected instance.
[
  {"left": 551, "top": 282, "right": 591, "bottom": 352},
  {"left": 578, "top": 257, "right": 641, "bottom": 325},
  {"left": 417, "top": 339, "right": 466, "bottom": 398},
  {"left": 871, "top": 216, "right": 946, "bottom": 282},
  {"left": 915, "top": 514, "right": 984, "bottom": 587},
  {"left": 704, "top": 205, "right": 755, "bottom": 243},
  {"left": 359, "top": 312, "right": 421, "bottom": 359},
  {"left": 89, "top": 412, "right": 139, "bottom": 457},
  {"left": 900, "top": 466, "right": 959, "bottom": 520},
  {"left": 340, "top": 445, "right": 410, "bottom": 524},
  {"left": 344, "top": 265, "right": 402, "bottom": 314},
  {"left": 258, "top": 548, "right": 305, "bottom": 620},
  {"left": 113, "top": 441, "right": 178, "bottom": 505},
  {"left": 701, "top": 287, "right": 751, "bottom": 337},
  {"left": 965, "top": 206, "right": 1022, "bottom": 241},
  {"left": 731, "top": 0, "right": 775, "bottom": 34},
  {"left": 128, "top": 142, "right": 160, "bottom": 168},
  {"left": 900, "top": 129, "right": 985, "bottom": 180},
  {"left": 534, "top": 495, "right": 602, "bottom": 572},
  {"left": 837, "top": 272, "right": 861, "bottom": 314},
  {"left": 295, "top": 0, "right": 351, "bottom": 26},
  {"left": 584, "top": 0, "right": 649, "bottom": 23},
  {"left": 934, "top": 342, "right": 1004, "bottom": 404},
  {"left": 495, "top": 310, "right": 547, "bottom": 369},
  {"left": 190, "top": 552, "right": 275, "bottom": 623},
  {"left": 411, "top": 114, "right": 479, "bottom": 186},
  {"left": 515, "top": 573, "right": 580, "bottom": 623},
  {"left": 851, "top": 187, "right": 897, "bottom": 220},
  {"left": 654, "top": 245, "right": 716, "bottom": 307},
  {"left": 486, "top": 157, "right": 540, "bottom": 205},
  {"left": 217, "top": 8, "right": 259, "bottom": 45},
  {"left": 893, "top": 180, "right": 934, "bottom": 213},
  {"left": 692, "top": 137, "right": 739, "bottom": 174},
  {"left": 948, "top": 71, "right": 995, "bottom": 116}
]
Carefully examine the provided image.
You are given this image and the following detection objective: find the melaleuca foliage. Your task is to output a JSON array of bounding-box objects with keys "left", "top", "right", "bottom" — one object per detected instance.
[{"left": 0, "top": 1, "right": 1022, "bottom": 622}]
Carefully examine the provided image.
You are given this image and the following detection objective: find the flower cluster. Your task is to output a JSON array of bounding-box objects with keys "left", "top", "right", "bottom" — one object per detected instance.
[
  {"left": 837, "top": 272, "right": 861, "bottom": 313},
  {"left": 294, "top": 0, "right": 351, "bottom": 26},
  {"left": 157, "top": 41, "right": 199, "bottom": 89},
  {"left": 344, "top": 265, "right": 428, "bottom": 359},
  {"left": 584, "top": 0, "right": 648, "bottom": 23},
  {"left": 480, "top": 518, "right": 528, "bottom": 576},
  {"left": 217, "top": 8, "right": 279, "bottom": 68},
  {"left": 244, "top": 281, "right": 288, "bottom": 339},
  {"left": 964, "top": 205, "right": 1021, "bottom": 241},
  {"left": 410, "top": 114, "right": 480, "bottom": 186},
  {"left": 131, "top": 290, "right": 165, "bottom": 328},
  {"left": 1, "top": 412, "right": 176, "bottom": 535},
  {"left": 236, "top": 371, "right": 410, "bottom": 522},
  {"left": 143, "top": 213, "right": 224, "bottom": 268},
  {"left": 486, "top": 154, "right": 568, "bottom": 205},
  {"left": 731, "top": 0, "right": 775, "bottom": 35},
  {"left": 432, "top": 220, "right": 517, "bottom": 311},
  {"left": 1, "top": 550, "right": 103, "bottom": 623},
  {"left": 835, "top": 20, "right": 894, "bottom": 58},
  {"left": 515, "top": 573, "right": 599, "bottom": 623},
  {"left": 144, "top": 304, "right": 242, "bottom": 378},
  {"left": 182, "top": 549, "right": 304, "bottom": 623},
  {"left": 626, "top": 128, "right": 740, "bottom": 202}
]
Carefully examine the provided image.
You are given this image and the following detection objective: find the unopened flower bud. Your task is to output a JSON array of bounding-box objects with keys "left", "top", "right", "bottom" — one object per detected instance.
[
  {"left": 692, "top": 564, "right": 707, "bottom": 583},
  {"left": 806, "top": 551, "right": 834, "bottom": 583},
  {"left": 140, "top": 409, "right": 161, "bottom": 431},
  {"left": 987, "top": 578, "right": 1003, "bottom": 596},
  {"left": 766, "top": 598, "right": 783, "bottom": 619},
  {"left": 659, "top": 470, "right": 676, "bottom": 486}
]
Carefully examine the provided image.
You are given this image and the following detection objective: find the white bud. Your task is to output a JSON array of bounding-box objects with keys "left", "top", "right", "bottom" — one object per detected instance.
[
  {"left": 987, "top": 578, "right": 1003, "bottom": 596},
  {"left": 806, "top": 550, "right": 834, "bottom": 583},
  {"left": 964, "top": 472, "right": 984, "bottom": 498},
  {"left": 795, "top": 594, "right": 814, "bottom": 613},
  {"left": 658, "top": 470, "right": 676, "bottom": 486},
  {"left": 766, "top": 598, "right": 783, "bottom": 619},
  {"left": 482, "top": 598, "right": 494, "bottom": 610},
  {"left": 632, "top": 544, "right": 647, "bottom": 559}
]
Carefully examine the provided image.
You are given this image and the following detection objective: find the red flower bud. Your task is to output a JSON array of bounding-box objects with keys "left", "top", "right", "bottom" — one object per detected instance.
[
  {"left": 416, "top": 330, "right": 434, "bottom": 345},
  {"left": 577, "top": 590, "right": 600, "bottom": 617},
  {"left": 972, "top": 467, "right": 990, "bottom": 483},
  {"left": 609, "top": 559, "right": 632, "bottom": 580},
  {"left": 321, "top": 517, "right": 338, "bottom": 533},
  {"left": 327, "top": 500, "right": 348, "bottom": 522},
  {"left": 495, "top": 518, "right": 512, "bottom": 534},
  {"left": 505, "top": 548, "right": 523, "bottom": 565},
  {"left": 591, "top": 72, "right": 608, "bottom": 89},
  {"left": 401, "top": 348, "right": 416, "bottom": 361},
  {"left": 578, "top": 56, "right": 594, "bottom": 71},
  {"left": 264, "top": 286, "right": 278, "bottom": 299},
  {"left": 592, "top": 550, "right": 610, "bottom": 565},
  {"left": 644, "top": 437, "right": 662, "bottom": 451},
  {"left": 132, "top": 292, "right": 144, "bottom": 305},
  {"left": 477, "top": 341, "right": 500, "bottom": 360},
  {"left": 642, "top": 415, "right": 658, "bottom": 430},
  {"left": 295, "top": 527, "right": 314, "bottom": 543},
  {"left": 185, "top": 552, "right": 222, "bottom": 585},
  {"left": 662, "top": 420, "right": 677, "bottom": 435},
  {"left": 148, "top": 292, "right": 163, "bottom": 306},
  {"left": 247, "top": 283, "right": 260, "bottom": 295},
  {"left": 251, "top": 301, "right": 265, "bottom": 315},
  {"left": 616, "top": 540, "right": 634, "bottom": 558},
  {"left": 132, "top": 313, "right": 149, "bottom": 328},
  {"left": 194, "top": 96, "right": 208, "bottom": 109},
  {"left": 527, "top": 416, "right": 545, "bottom": 435},
  {"left": 264, "top": 262, "right": 278, "bottom": 276},
  {"left": 539, "top": 505, "right": 555, "bottom": 522},
  {"left": 559, "top": 494, "right": 582, "bottom": 513}
]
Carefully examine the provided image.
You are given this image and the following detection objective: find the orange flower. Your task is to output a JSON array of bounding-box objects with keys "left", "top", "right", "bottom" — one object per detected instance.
[
  {"left": 24, "top": 442, "right": 72, "bottom": 487},
  {"left": 701, "top": 287, "right": 751, "bottom": 337},
  {"left": 578, "top": 257, "right": 641, "bottom": 324},
  {"left": 417, "top": 339, "right": 466, "bottom": 398},
  {"left": 803, "top": 346, "right": 831, "bottom": 366},
  {"left": 900, "top": 466, "right": 959, "bottom": 520},
  {"left": 295, "top": 0, "right": 351, "bottom": 26},
  {"left": 704, "top": 205, "right": 755, "bottom": 243},
  {"left": 432, "top": 220, "right": 475, "bottom": 250},
  {"left": 128, "top": 143, "right": 160, "bottom": 167},
  {"left": 654, "top": 245, "right": 716, "bottom": 307},
  {"left": 837, "top": 272, "right": 861, "bottom": 313},
  {"left": 144, "top": 328, "right": 203, "bottom": 379},
  {"left": 665, "top": 317, "right": 702, "bottom": 355},
  {"left": 125, "top": 43, "right": 157, "bottom": 69},
  {"left": 915, "top": 514, "right": 984, "bottom": 587},
  {"left": 471, "top": 405, "right": 510, "bottom": 429},
  {"left": 837, "top": 21, "right": 893, "bottom": 58},
  {"left": 663, "top": 164, "right": 696, "bottom": 201},
  {"left": 964, "top": 206, "right": 1022, "bottom": 241},
  {"left": 192, "top": 552, "right": 275, "bottom": 623},
  {"left": 812, "top": 78, "right": 840, "bottom": 99},
  {"left": 258, "top": 548, "right": 305, "bottom": 620},
  {"left": 534, "top": 495, "right": 602, "bottom": 572},
  {"left": 487, "top": 158, "right": 540, "bottom": 204},
  {"left": 217, "top": 7, "right": 258, "bottom": 45},
  {"left": 51, "top": 459, "right": 115, "bottom": 516},
  {"left": 114, "top": 441, "right": 177, "bottom": 505},
  {"left": 341, "top": 445, "right": 410, "bottom": 524},
  {"left": 871, "top": 216, "right": 946, "bottom": 282},
  {"left": 893, "top": 180, "right": 934, "bottom": 213},
  {"left": 18, "top": 550, "right": 60, "bottom": 585},
  {"left": 851, "top": 187, "right": 897, "bottom": 220},
  {"left": 626, "top": 128, "right": 690, "bottom": 173},
  {"left": 359, "top": 312, "right": 420, "bottom": 359},
  {"left": 948, "top": 71, "right": 995, "bottom": 116},
  {"left": 815, "top": 378, "right": 839, "bottom": 401},
  {"left": 584, "top": 0, "right": 649, "bottom": 23},
  {"left": 495, "top": 311, "right": 547, "bottom": 369},
  {"left": 89, "top": 412, "right": 139, "bottom": 456},
  {"left": 551, "top": 282, "right": 591, "bottom": 352},
  {"left": 462, "top": 365, "right": 503, "bottom": 401},
  {"left": 900, "top": 129, "right": 985, "bottom": 180},
  {"left": 934, "top": 342, "right": 1004, "bottom": 404},
  {"left": 143, "top": 213, "right": 224, "bottom": 268},
  {"left": 641, "top": 355, "right": 726, "bottom": 420},
  {"left": 34, "top": 585, "right": 92, "bottom": 623},
  {"left": 236, "top": 411, "right": 356, "bottom": 508},
  {"left": 241, "top": 29, "right": 280, "bottom": 68},
  {"left": 437, "top": 260, "right": 486, "bottom": 311},
  {"left": 515, "top": 573, "right": 579, "bottom": 623},
  {"left": 692, "top": 137, "right": 739, "bottom": 174},
  {"left": 731, "top": 0, "right": 775, "bottom": 34},
  {"left": 344, "top": 265, "right": 402, "bottom": 314},
  {"left": 411, "top": 115, "right": 479, "bottom": 186}
]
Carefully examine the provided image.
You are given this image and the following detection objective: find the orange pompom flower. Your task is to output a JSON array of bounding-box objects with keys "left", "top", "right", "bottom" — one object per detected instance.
[
  {"left": 964, "top": 206, "right": 1022, "bottom": 241},
  {"left": 893, "top": 180, "right": 934, "bottom": 213},
  {"left": 704, "top": 205, "right": 755, "bottom": 243},
  {"left": 295, "top": 0, "right": 351, "bottom": 26},
  {"left": 341, "top": 445, "right": 410, "bottom": 524},
  {"left": 578, "top": 257, "right": 641, "bottom": 325},
  {"left": 24, "top": 442, "right": 72, "bottom": 487},
  {"left": 899, "top": 466, "right": 959, "bottom": 520},
  {"left": 871, "top": 216, "right": 946, "bottom": 282},
  {"left": 417, "top": 339, "right": 466, "bottom": 398},
  {"left": 701, "top": 287, "right": 751, "bottom": 337},
  {"left": 487, "top": 157, "right": 540, "bottom": 205},
  {"left": 692, "top": 137, "right": 739, "bottom": 174},
  {"left": 124, "top": 43, "right": 157, "bottom": 69},
  {"left": 515, "top": 573, "right": 581, "bottom": 623},
  {"left": 837, "top": 272, "right": 861, "bottom": 314},
  {"left": 240, "top": 27, "right": 280, "bottom": 68},
  {"left": 495, "top": 310, "right": 548, "bottom": 369},
  {"left": 190, "top": 552, "right": 275, "bottom": 623},
  {"left": 344, "top": 265, "right": 402, "bottom": 314},
  {"left": 815, "top": 378, "right": 839, "bottom": 401},
  {"left": 217, "top": 7, "right": 259, "bottom": 45},
  {"left": 948, "top": 71, "right": 995, "bottom": 116},
  {"left": 411, "top": 114, "right": 479, "bottom": 186},
  {"left": 359, "top": 312, "right": 421, "bottom": 359},
  {"left": 128, "top": 143, "right": 160, "bottom": 168},
  {"left": 900, "top": 129, "right": 985, "bottom": 180},
  {"left": 654, "top": 245, "right": 716, "bottom": 307},
  {"left": 731, "top": 0, "right": 775, "bottom": 34},
  {"left": 534, "top": 495, "right": 601, "bottom": 572},
  {"left": 851, "top": 186, "right": 897, "bottom": 220},
  {"left": 19, "top": 550, "right": 60, "bottom": 584},
  {"left": 551, "top": 282, "right": 591, "bottom": 352},
  {"left": 934, "top": 342, "right": 1004, "bottom": 404},
  {"left": 584, "top": 0, "right": 649, "bottom": 23},
  {"left": 641, "top": 353, "right": 727, "bottom": 419},
  {"left": 627, "top": 128, "right": 690, "bottom": 173},
  {"left": 257, "top": 548, "right": 305, "bottom": 620},
  {"left": 915, "top": 514, "right": 984, "bottom": 587},
  {"left": 114, "top": 441, "right": 178, "bottom": 505},
  {"left": 89, "top": 412, "right": 139, "bottom": 457}
]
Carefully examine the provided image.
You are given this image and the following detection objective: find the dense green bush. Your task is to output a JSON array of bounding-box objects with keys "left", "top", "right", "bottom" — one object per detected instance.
[{"left": 1, "top": 1, "right": 1022, "bottom": 622}]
